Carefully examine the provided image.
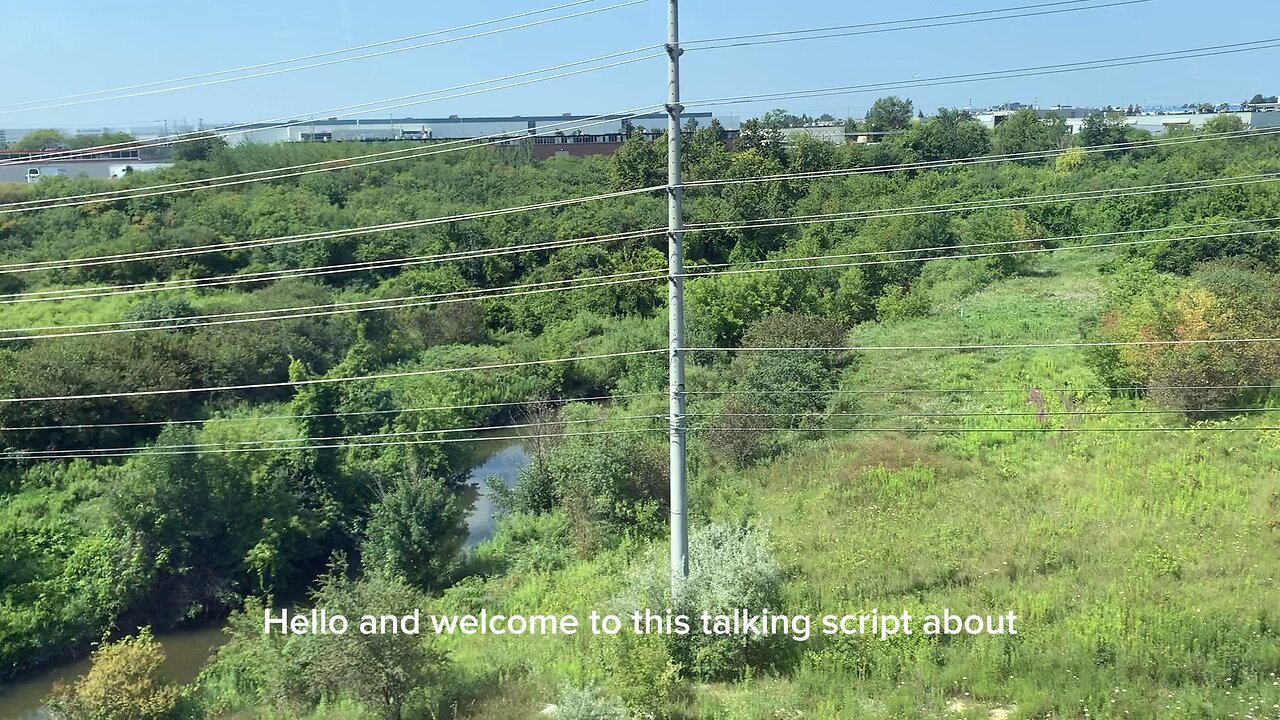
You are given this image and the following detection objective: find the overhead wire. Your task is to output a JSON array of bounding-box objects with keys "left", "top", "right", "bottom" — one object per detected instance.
[
  {"left": 0, "top": 0, "right": 1126, "bottom": 166},
  {"left": 4, "top": 160, "right": 1276, "bottom": 278},
  {"left": 2, "top": 413, "right": 665, "bottom": 460},
  {"left": 0, "top": 348, "right": 666, "bottom": 404},
  {"left": 684, "top": 38, "right": 1280, "bottom": 110},
  {"left": 1, "top": 427, "right": 669, "bottom": 461},
  {"left": 0, "top": 269, "right": 669, "bottom": 341},
  {"left": 0, "top": 391, "right": 665, "bottom": 433},
  {"left": 0, "top": 0, "right": 648, "bottom": 117},
  {"left": 8, "top": 33, "right": 1278, "bottom": 203},
  {"left": 0, "top": 59, "right": 665, "bottom": 174},
  {"left": 0, "top": 184, "right": 665, "bottom": 273},
  {"left": 682, "top": 0, "right": 1148, "bottom": 51},
  {"left": 4, "top": 221, "right": 1277, "bottom": 339}
]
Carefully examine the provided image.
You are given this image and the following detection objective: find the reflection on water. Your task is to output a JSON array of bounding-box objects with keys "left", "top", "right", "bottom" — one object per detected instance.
[
  {"left": 460, "top": 435, "right": 532, "bottom": 546},
  {"left": 0, "top": 625, "right": 228, "bottom": 720},
  {"left": 0, "top": 434, "right": 531, "bottom": 718}
]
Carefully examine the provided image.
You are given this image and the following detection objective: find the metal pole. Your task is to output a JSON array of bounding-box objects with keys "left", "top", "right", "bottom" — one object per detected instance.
[{"left": 666, "top": 0, "right": 688, "bottom": 593}]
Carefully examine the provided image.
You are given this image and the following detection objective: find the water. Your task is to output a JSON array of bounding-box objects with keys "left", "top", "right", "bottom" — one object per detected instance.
[
  {"left": 0, "top": 437, "right": 531, "bottom": 718},
  {"left": 459, "top": 433, "right": 532, "bottom": 546},
  {"left": 0, "top": 625, "right": 227, "bottom": 720}
]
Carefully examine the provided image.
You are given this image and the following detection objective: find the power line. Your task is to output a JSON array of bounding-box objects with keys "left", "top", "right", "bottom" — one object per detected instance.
[
  {"left": 2, "top": 427, "right": 668, "bottom": 462},
  {"left": 689, "top": 384, "right": 1280, "bottom": 396},
  {"left": 0, "top": 270, "right": 667, "bottom": 341},
  {"left": 0, "top": 58, "right": 663, "bottom": 174},
  {"left": 0, "top": 391, "right": 664, "bottom": 432},
  {"left": 2, "top": 413, "right": 665, "bottom": 460},
  {"left": 0, "top": 228, "right": 667, "bottom": 305},
  {"left": 701, "top": 408, "right": 1280, "bottom": 420},
  {"left": 682, "top": 125, "right": 1280, "bottom": 191},
  {"left": 0, "top": 185, "right": 663, "bottom": 273},
  {"left": 0, "top": 0, "right": 619, "bottom": 112},
  {"left": 685, "top": 38, "right": 1280, "bottom": 110},
  {"left": 688, "top": 338, "right": 1280, "bottom": 353},
  {"left": 0, "top": 348, "right": 665, "bottom": 404},
  {"left": 9, "top": 33, "right": 1276, "bottom": 203},
  {"left": 6, "top": 167, "right": 1273, "bottom": 279},
  {"left": 688, "top": 425, "right": 1280, "bottom": 434},
  {"left": 683, "top": 227, "right": 1279, "bottom": 280},
  {"left": 685, "top": 173, "right": 1280, "bottom": 234},
  {"left": 683, "top": 0, "right": 1147, "bottom": 51},
  {"left": 0, "top": 0, "right": 647, "bottom": 117},
  {"left": 5, "top": 221, "right": 1274, "bottom": 339}
]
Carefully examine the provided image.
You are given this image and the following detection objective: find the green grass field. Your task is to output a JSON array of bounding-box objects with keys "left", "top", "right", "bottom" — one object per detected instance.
[{"left": 442, "top": 250, "right": 1280, "bottom": 719}]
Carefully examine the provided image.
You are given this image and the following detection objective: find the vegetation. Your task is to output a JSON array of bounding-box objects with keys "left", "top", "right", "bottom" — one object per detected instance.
[{"left": 2, "top": 97, "right": 1278, "bottom": 719}]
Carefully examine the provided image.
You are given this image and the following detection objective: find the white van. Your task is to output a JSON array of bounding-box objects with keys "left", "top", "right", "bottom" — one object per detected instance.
[{"left": 25, "top": 167, "right": 66, "bottom": 183}]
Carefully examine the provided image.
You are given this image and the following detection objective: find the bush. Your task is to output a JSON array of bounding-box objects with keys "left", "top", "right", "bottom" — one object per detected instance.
[
  {"left": 362, "top": 473, "right": 467, "bottom": 590},
  {"left": 1087, "top": 259, "right": 1280, "bottom": 413},
  {"left": 628, "top": 523, "right": 786, "bottom": 681},
  {"left": 47, "top": 628, "right": 183, "bottom": 720},
  {"left": 700, "top": 396, "right": 780, "bottom": 468},
  {"left": 556, "top": 684, "right": 627, "bottom": 720}
]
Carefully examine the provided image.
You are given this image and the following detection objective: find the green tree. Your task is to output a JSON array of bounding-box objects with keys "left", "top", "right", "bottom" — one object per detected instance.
[
  {"left": 297, "top": 563, "right": 449, "bottom": 720},
  {"left": 993, "top": 108, "right": 1069, "bottom": 156},
  {"left": 361, "top": 473, "right": 467, "bottom": 590},
  {"left": 864, "top": 96, "right": 914, "bottom": 134},
  {"left": 609, "top": 132, "right": 664, "bottom": 190},
  {"left": 171, "top": 132, "right": 227, "bottom": 162},
  {"left": 67, "top": 132, "right": 135, "bottom": 150},
  {"left": 899, "top": 107, "right": 991, "bottom": 161},
  {"left": 1202, "top": 114, "right": 1245, "bottom": 134},
  {"left": 14, "top": 129, "right": 67, "bottom": 151}
]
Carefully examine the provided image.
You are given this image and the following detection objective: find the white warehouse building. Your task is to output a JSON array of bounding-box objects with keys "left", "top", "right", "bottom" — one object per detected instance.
[{"left": 213, "top": 112, "right": 737, "bottom": 146}]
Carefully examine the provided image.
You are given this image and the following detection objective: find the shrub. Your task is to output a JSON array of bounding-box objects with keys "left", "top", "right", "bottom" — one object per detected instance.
[
  {"left": 628, "top": 523, "right": 786, "bottom": 681},
  {"left": 700, "top": 396, "right": 780, "bottom": 468},
  {"left": 362, "top": 473, "right": 467, "bottom": 590},
  {"left": 556, "top": 685, "right": 627, "bottom": 720},
  {"left": 47, "top": 628, "right": 182, "bottom": 720}
]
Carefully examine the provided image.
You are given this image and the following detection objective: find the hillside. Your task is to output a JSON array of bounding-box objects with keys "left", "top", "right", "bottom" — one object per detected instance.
[{"left": 2, "top": 112, "right": 1279, "bottom": 719}]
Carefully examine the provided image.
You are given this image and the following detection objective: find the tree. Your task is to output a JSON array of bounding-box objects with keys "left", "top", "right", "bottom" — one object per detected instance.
[
  {"left": 609, "top": 132, "right": 664, "bottom": 189},
  {"left": 14, "top": 129, "right": 67, "bottom": 151},
  {"left": 171, "top": 132, "right": 227, "bottom": 161},
  {"left": 733, "top": 118, "right": 787, "bottom": 164},
  {"left": 361, "top": 473, "right": 467, "bottom": 590},
  {"left": 67, "top": 132, "right": 135, "bottom": 150},
  {"left": 297, "top": 562, "right": 449, "bottom": 720},
  {"left": 46, "top": 628, "right": 182, "bottom": 720},
  {"left": 993, "top": 108, "right": 1069, "bottom": 156},
  {"left": 899, "top": 107, "right": 991, "bottom": 161},
  {"left": 1202, "top": 114, "right": 1245, "bottom": 134},
  {"left": 1076, "top": 112, "right": 1140, "bottom": 156},
  {"left": 865, "top": 96, "right": 914, "bottom": 134}
]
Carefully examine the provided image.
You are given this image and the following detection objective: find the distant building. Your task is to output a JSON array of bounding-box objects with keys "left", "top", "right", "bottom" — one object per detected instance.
[
  {"left": 970, "top": 105, "right": 1280, "bottom": 136},
  {"left": 0, "top": 147, "right": 172, "bottom": 184},
  {"left": 778, "top": 125, "right": 848, "bottom": 144},
  {"left": 212, "top": 112, "right": 739, "bottom": 148}
]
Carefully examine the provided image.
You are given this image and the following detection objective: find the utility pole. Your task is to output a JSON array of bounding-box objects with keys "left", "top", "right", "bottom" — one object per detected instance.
[{"left": 665, "top": 0, "right": 689, "bottom": 593}]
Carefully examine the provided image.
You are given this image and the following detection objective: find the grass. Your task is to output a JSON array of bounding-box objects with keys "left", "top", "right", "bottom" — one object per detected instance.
[{"left": 443, "top": 251, "right": 1280, "bottom": 719}]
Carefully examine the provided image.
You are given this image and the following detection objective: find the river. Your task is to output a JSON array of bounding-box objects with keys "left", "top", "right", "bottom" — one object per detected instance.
[{"left": 0, "top": 436, "right": 531, "bottom": 719}]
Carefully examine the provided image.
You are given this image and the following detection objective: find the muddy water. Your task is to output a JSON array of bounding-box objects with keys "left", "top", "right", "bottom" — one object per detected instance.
[
  {"left": 0, "top": 625, "right": 227, "bottom": 719},
  {"left": 0, "top": 435, "right": 531, "bottom": 717}
]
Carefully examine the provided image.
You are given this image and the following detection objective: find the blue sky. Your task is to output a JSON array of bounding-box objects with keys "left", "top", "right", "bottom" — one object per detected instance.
[{"left": 2, "top": 0, "right": 1277, "bottom": 130}]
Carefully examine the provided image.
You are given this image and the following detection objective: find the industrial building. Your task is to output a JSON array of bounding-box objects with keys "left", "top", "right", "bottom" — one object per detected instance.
[
  {"left": 972, "top": 106, "right": 1280, "bottom": 135},
  {"left": 213, "top": 112, "right": 736, "bottom": 145}
]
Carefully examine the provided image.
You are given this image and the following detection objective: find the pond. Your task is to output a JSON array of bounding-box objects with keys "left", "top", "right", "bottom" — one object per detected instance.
[
  {"left": 458, "top": 430, "right": 533, "bottom": 546},
  {"left": 0, "top": 435, "right": 532, "bottom": 718}
]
